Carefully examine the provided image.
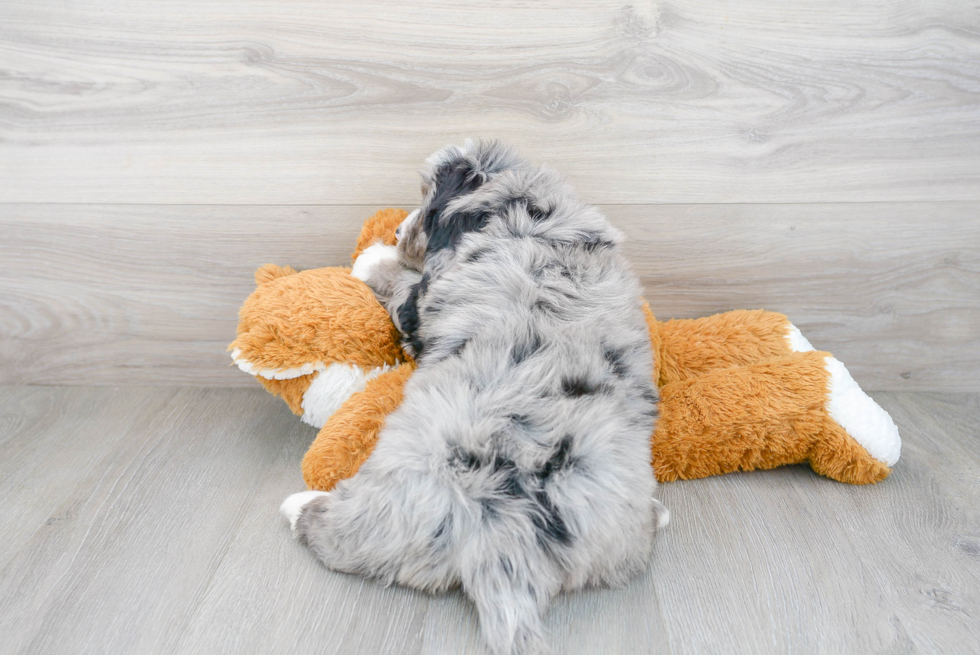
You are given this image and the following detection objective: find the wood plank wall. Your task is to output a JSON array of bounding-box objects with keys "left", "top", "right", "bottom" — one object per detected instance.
[{"left": 1, "top": 1, "right": 978, "bottom": 390}]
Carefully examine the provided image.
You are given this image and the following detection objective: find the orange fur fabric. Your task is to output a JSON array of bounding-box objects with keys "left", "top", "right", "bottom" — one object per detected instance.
[
  {"left": 653, "top": 351, "right": 890, "bottom": 484},
  {"left": 657, "top": 310, "right": 799, "bottom": 385},
  {"left": 230, "top": 265, "right": 403, "bottom": 374},
  {"left": 231, "top": 208, "right": 900, "bottom": 490},
  {"left": 258, "top": 375, "right": 316, "bottom": 417},
  {"left": 302, "top": 362, "right": 417, "bottom": 491}
]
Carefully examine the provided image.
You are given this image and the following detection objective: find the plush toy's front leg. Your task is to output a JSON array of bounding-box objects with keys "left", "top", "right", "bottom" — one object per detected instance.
[
  {"left": 656, "top": 309, "right": 812, "bottom": 385},
  {"left": 652, "top": 350, "right": 900, "bottom": 484},
  {"left": 302, "top": 362, "right": 415, "bottom": 491}
]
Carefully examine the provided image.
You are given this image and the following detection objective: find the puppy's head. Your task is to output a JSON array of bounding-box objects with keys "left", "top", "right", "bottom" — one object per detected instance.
[{"left": 396, "top": 140, "right": 523, "bottom": 269}]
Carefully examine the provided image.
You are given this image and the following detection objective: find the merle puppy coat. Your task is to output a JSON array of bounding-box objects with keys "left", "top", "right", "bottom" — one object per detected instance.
[{"left": 281, "top": 141, "right": 666, "bottom": 655}]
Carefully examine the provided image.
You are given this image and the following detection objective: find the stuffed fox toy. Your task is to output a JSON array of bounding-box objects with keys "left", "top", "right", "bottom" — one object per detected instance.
[{"left": 230, "top": 209, "right": 901, "bottom": 490}]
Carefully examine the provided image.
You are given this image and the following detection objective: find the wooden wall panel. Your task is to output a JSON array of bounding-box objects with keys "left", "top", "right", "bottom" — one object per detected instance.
[
  {"left": 1, "top": 203, "right": 975, "bottom": 390},
  {"left": 1, "top": 0, "right": 978, "bottom": 204}
]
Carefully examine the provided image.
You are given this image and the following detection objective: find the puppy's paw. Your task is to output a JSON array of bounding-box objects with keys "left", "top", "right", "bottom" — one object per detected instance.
[
  {"left": 351, "top": 243, "right": 399, "bottom": 283},
  {"left": 280, "top": 490, "right": 330, "bottom": 533},
  {"left": 395, "top": 209, "right": 420, "bottom": 243}
]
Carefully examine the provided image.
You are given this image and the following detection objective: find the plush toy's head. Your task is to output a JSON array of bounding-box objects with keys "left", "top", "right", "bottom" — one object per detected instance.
[{"left": 229, "top": 208, "right": 409, "bottom": 427}]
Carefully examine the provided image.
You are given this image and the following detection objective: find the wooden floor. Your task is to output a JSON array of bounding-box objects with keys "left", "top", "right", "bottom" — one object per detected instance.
[{"left": 0, "top": 385, "right": 978, "bottom": 654}]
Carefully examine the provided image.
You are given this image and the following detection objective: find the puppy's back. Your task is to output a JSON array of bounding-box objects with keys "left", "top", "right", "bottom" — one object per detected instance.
[
  {"left": 390, "top": 150, "right": 660, "bottom": 653},
  {"left": 295, "top": 142, "right": 662, "bottom": 655}
]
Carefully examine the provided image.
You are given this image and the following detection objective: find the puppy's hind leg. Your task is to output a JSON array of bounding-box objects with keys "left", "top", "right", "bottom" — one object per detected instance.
[
  {"left": 283, "top": 462, "right": 459, "bottom": 592},
  {"left": 280, "top": 490, "right": 330, "bottom": 531}
]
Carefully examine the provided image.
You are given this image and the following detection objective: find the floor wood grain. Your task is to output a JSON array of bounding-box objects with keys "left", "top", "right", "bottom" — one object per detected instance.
[
  {"left": 0, "top": 387, "right": 177, "bottom": 570},
  {"left": 0, "top": 386, "right": 978, "bottom": 655},
  {"left": 1, "top": 0, "right": 979, "bottom": 204},
  {"left": 1, "top": 202, "right": 976, "bottom": 391},
  {"left": 0, "top": 388, "right": 313, "bottom": 654}
]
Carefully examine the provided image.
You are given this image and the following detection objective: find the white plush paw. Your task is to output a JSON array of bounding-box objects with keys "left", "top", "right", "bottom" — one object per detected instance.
[
  {"left": 351, "top": 242, "right": 399, "bottom": 283},
  {"left": 786, "top": 323, "right": 815, "bottom": 352},
  {"left": 825, "top": 357, "right": 901, "bottom": 466},
  {"left": 280, "top": 490, "right": 330, "bottom": 532},
  {"left": 300, "top": 363, "right": 393, "bottom": 428}
]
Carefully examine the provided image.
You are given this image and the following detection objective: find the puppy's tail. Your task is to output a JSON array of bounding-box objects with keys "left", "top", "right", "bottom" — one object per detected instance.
[{"left": 464, "top": 555, "right": 551, "bottom": 655}]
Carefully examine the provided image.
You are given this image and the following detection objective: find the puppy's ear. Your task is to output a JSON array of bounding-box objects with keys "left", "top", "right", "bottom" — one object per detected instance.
[
  {"left": 422, "top": 160, "right": 484, "bottom": 232},
  {"left": 423, "top": 160, "right": 488, "bottom": 253}
]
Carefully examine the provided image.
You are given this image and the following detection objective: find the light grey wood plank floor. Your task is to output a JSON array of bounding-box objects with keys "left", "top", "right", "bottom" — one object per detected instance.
[
  {"left": 1, "top": 202, "right": 976, "bottom": 391},
  {"left": 1, "top": 0, "right": 979, "bottom": 205},
  {"left": 1, "top": 386, "right": 978, "bottom": 654}
]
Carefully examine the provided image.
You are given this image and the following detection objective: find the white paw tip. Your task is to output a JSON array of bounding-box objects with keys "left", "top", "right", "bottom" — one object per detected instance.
[
  {"left": 652, "top": 499, "right": 670, "bottom": 529},
  {"left": 280, "top": 490, "right": 330, "bottom": 532},
  {"left": 825, "top": 357, "right": 902, "bottom": 467},
  {"left": 351, "top": 243, "right": 399, "bottom": 282},
  {"left": 787, "top": 324, "right": 815, "bottom": 352}
]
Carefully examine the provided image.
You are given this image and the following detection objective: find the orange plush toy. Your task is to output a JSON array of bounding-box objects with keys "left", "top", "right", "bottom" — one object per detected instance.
[{"left": 230, "top": 209, "right": 901, "bottom": 491}]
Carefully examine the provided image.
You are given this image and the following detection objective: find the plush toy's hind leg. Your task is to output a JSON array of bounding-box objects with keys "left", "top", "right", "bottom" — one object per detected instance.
[
  {"left": 652, "top": 350, "right": 900, "bottom": 484},
  {"left": 656, "top": 309, "right": 811, "bottom": 385},
  {"left": 302, "top": 362, "right": 415, "bottom": 491}
]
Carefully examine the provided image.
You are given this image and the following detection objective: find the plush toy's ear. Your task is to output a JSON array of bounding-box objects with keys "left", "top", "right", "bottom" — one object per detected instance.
[
  {"left": 255, "top": 264, "right": 298, "bottom": 286},
  {"left": 352, "top": 208, "right": 408, "bottom": 263}
]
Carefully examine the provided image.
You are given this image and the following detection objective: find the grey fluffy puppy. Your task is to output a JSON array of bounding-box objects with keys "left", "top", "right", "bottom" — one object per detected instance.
[{"left": 281, "top": 141, "right": 668, "bottom": 655}]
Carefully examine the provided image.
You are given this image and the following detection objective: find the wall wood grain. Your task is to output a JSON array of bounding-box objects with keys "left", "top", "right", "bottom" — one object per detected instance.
[
  {"left": 1, "top": 0, "right": 978, "bottom": 204},
  {"left": 1, "top": 202, "right": 975, "bottom": 390}
]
